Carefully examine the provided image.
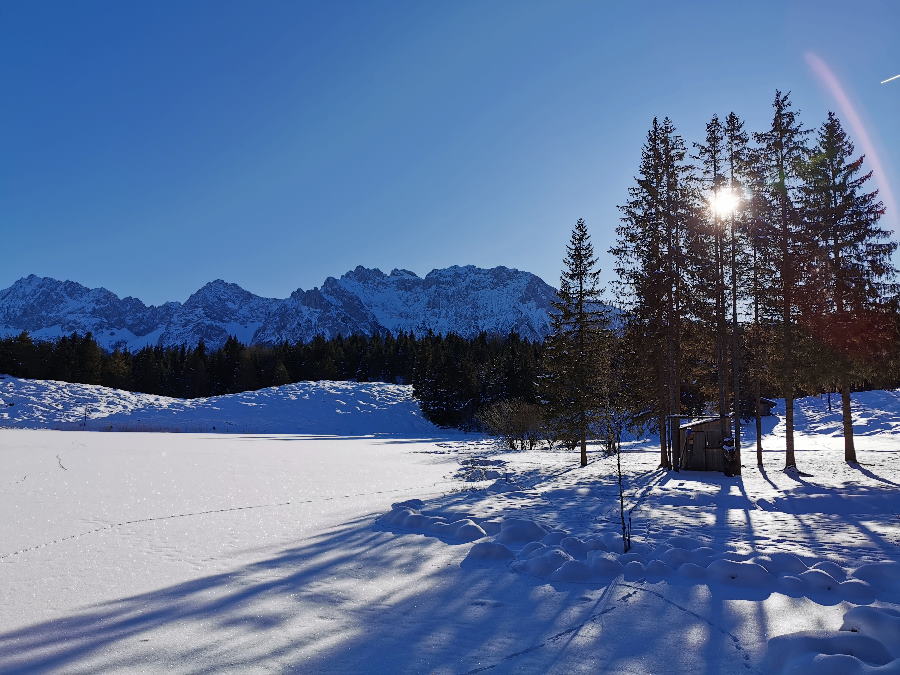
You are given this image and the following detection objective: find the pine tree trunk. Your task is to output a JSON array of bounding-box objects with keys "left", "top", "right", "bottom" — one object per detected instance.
[
  {"left": 580, "top": 429, "right": 588, "bottom": 467},
  {"left": 730, "top": 223, "right": 741, "bottom": 472},
  {"left": 617, "top": 439, "right": 630, "bottom": 553},
  {"left": 717, "top": 232, "right": 728, "bottom": 441},
  {"left": 658, "top": 412, "right": 669, "bottom": 468},
  {"left": 840, "top": 378, "right": 857, "bottom": 463},
  {"left": 755, "top": 382, "right": 763, "bottom": 467},
  {"left": 784, "top": 392, "right": 796, "bottom": 469}
]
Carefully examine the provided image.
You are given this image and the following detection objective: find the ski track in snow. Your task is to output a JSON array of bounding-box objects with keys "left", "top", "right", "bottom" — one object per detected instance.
[{"left": 0, "top": 480, "right": 463, "bottom": 562}]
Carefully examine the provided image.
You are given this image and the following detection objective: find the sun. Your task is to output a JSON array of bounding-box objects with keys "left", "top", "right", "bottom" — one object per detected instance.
[{"left": 708, "top": 187, "right": 740, "bottom": 218}]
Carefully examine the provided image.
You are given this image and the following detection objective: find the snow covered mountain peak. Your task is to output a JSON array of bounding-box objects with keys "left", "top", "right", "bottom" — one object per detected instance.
[{"left": 0, "top": 265, "right": 559, "bottom": 350}]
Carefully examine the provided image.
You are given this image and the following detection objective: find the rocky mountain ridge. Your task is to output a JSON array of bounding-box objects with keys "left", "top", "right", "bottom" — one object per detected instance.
[{"left": 0, "top": 266, "right": 559, "bottom": 350}]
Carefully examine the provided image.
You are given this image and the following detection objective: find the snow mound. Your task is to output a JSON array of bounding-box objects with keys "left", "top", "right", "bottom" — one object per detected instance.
[
  {"left": 378, "top": 504, "right": 487, "bottom": 544},
  {"left": 551, "top": 560, "right": 594, "bottom": 582},
  {"left": 512, "top": 547, "right": 573, "bottom": 578},
  {"left": 764, "top": 631, "right": 897, "bottom": 674},
  {"left": 586, "top": 551, "right": 624, "bottom": 577},
  {"left": 851, "top": 562, "right": 900, "bottom": 603},
  {"left": 841, "top": 607, "right": 900, "bottom": 659},
  {"left": 462, "top": 542, "right": 515, "bottom": 565},
  {"left": 0, "top": 376, "right": 441, "bottom": 435},
  {"left": 496, "top": 518, "right": 548, "bottom": 545},
  {"left": 765, "top": 606, "right": 900, "bottom": 674},
  {"left": 755, "top": 552, "right": 809, "bottom": 576}
]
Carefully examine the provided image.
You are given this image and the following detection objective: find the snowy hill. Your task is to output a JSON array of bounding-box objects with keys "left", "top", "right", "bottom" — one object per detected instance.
[
  {"left": 0, "top": 375, "right": 440, "bottom": 435},
  {"left": 0, "top": 265, "right": 559, "bottom": 350}
]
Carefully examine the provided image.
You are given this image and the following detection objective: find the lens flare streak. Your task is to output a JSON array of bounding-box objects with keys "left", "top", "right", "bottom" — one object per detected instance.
[{"left": 805, "top": 52, "right": 898, "bottom": 229}]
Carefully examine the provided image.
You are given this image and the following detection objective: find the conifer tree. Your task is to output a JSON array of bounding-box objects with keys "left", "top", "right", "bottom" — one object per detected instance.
[
  {"left": 753, "top": 91, "right": 811, "bottom": 469},
  {"left": 800, "top": 112, "right": 898, "bottom": 462},
  {"left": 613, "top": 117, "right": 694, "bottom": 468},
  {"left": 693, "top": 115, "right": 730, "bottom": 440},
  {"left": 722, "top": 112, "right": 751, "bottom": 463},
  {"left": 543, "top": 218, "right": 610, "bottom": 467}
]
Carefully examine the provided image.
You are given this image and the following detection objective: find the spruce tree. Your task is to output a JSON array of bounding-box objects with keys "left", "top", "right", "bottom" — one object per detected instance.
[
  {"left": 722, "top": 112, "right": 751, "bottom": 465},
  {"left": 800, "top": 112, "right": 898, "bottom": 462},
  {"left": 693, "top": 115, "right": 730, "bottom": 441},
  {"left": 613, "top": 117, "right": 694, "bottom": 468},
  {"left": 543, "top": 218, "right": 610, "bottom": 467},
  {"left": 753, "top": 91, "right": 811, "bottom": 470}
]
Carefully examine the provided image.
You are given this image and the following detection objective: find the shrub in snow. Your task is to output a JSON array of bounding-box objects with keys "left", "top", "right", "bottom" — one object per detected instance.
[
  {"left": 462, "top": 542, "right": 514, "bottom": 565},
  {"left": 426, "top": 519, "right": 455, "bottom": 536},
  {"left": 661, "top": 547, "right": 693, "bottom": 567},
  {"left": 839, "top": 580, "right": 876, "bottom": 605},
  {"left": 692, "top": 546, "right": 715, "bottom": 560},
  {"left": 560, "top": 536, "right": 590, "bottom": 559},
  {"left": 706, "top": 559, "right": 772, "bottom": 587},
  {"left": 391, "top": 499, "right": 425, "bottom": 511},
  {"left": 453, "top": 520, "right": 487, "bottom": 542},
  {"left": 675, "top": 562, "right": 706, "bottom": 581},
  {"left": 497, "top": 518, "right": 548, "bottom": 545},
  {"left": 840, "top": 606, "right": 900, "bottom": 658},
  {"left": 582, "top": 535, "right": 608, "bottom": 551},
  {"left": 404, "top": 513, "right": 428, "bottom": 529},
  {"left": 667, "top": 535, "right": 703, "bottom": 550},
  {"left": 644, "top": 559, "right": 673, "bottom": 578},
  {"left": 519, "top": 541, "right": 549, "bottom": 559},
  {"left": 778, "top": 575, "right": 807, "bottom": 597},
  {"left": 479, "top": 519, "right": 502, "bottom": 535},
  {"left": 380, "top": 507, "right": 416, "bottom": 526},
  {"left": 599, "top": 532, "right": 625, "bottom": 552},
  {"left": 812, "top": 560, "right": 847, "bottom": 581},
  {"left": 623, "top": 560, "right": 645, "bottom": 580},
  {"left": 587, "top": 551, "right": 624, "bottom": 577},
  {"left": 851, "top": 561, "right": 900, "bottom": 602},
  {"left": 799, "top": 569, "right": 840, "bottom": 593},
  {"left": 513, "top": 548, "right": 573, "bottom": 578},
  {"left": 541, "top": 530, "right": 567, "bottom": 546},
  {"left": 551, "top": 560, "right": 594, "bottom": 583},
  {"left": 756, "top": 552, "right": 808, "bottom": 576}
]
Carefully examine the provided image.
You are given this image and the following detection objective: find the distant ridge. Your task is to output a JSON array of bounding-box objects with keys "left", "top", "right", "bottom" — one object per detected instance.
[{"left": 0, "top": 266, "right": 558, "bottom": 350}]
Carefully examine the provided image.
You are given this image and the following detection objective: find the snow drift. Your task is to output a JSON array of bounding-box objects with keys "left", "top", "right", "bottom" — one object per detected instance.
[{"left": 0, "top": 375, "right": 440, "bottom": 435}]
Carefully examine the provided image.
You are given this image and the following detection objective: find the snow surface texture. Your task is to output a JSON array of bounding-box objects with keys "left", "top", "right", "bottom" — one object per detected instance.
[
  {"left": 0, "top": 375, "right": 436, "bottom": 435},
  {"left": 0, "top": 265, "right": 560, "bottom": 350},
  {"left": 1, "top": 379, "right": 898, "bottom": 673}
]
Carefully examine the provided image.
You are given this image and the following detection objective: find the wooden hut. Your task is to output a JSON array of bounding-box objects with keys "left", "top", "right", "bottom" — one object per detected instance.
[{"left": 672, "top": 416, "right": 733, "bottom": 473}]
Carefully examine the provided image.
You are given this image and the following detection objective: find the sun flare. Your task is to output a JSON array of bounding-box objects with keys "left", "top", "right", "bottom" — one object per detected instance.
[{"left": 708, "top": 187, "right": 740, "bottom": 218}]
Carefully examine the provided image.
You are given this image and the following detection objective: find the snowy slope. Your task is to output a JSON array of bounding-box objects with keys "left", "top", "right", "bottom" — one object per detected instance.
[
  {"left": 0, "top": 265, "right": 560, "bottom": 350},
  {"left": 0, "top": 375, "right": 439, "bottom": 436},
  {"left": 0, "top": 386, "right": 897, "bottom": 673}
]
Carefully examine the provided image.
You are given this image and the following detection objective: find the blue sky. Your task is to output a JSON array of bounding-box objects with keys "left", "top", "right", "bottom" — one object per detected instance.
[{"left": 2, "top": 0, "right": 898, "bottom": 304}]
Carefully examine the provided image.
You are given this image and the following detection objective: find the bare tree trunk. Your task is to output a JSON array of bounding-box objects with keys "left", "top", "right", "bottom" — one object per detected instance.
[{"left": 840, "top": 378, "right": 857, "bottom": 463}]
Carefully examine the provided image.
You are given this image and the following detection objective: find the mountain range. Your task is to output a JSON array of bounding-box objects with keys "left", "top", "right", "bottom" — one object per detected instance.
[{"left": 0, "top": 266, "right": 559, "bottom": 350}]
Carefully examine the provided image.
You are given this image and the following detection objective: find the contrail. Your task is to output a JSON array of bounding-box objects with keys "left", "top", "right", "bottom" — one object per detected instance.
[{"left": 881, "top": 74, "right": 900, "bottom": 85}]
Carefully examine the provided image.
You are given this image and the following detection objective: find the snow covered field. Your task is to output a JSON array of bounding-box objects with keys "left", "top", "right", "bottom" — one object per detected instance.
[{"left": 1, "top": 378, "right": 898, "bottom": 673}]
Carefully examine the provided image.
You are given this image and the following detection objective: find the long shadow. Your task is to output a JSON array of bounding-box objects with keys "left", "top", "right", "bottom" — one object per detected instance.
[
  {"left": 0, "top": 513, "right": 654, "bottom": 674},
  {"left": 848, "top": 462, "right": 900, "bottom": 488}
]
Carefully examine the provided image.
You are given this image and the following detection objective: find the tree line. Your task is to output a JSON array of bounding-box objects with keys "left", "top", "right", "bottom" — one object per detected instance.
[{"left": 0, "top": 330, "right": 542, "bottom": 430}]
